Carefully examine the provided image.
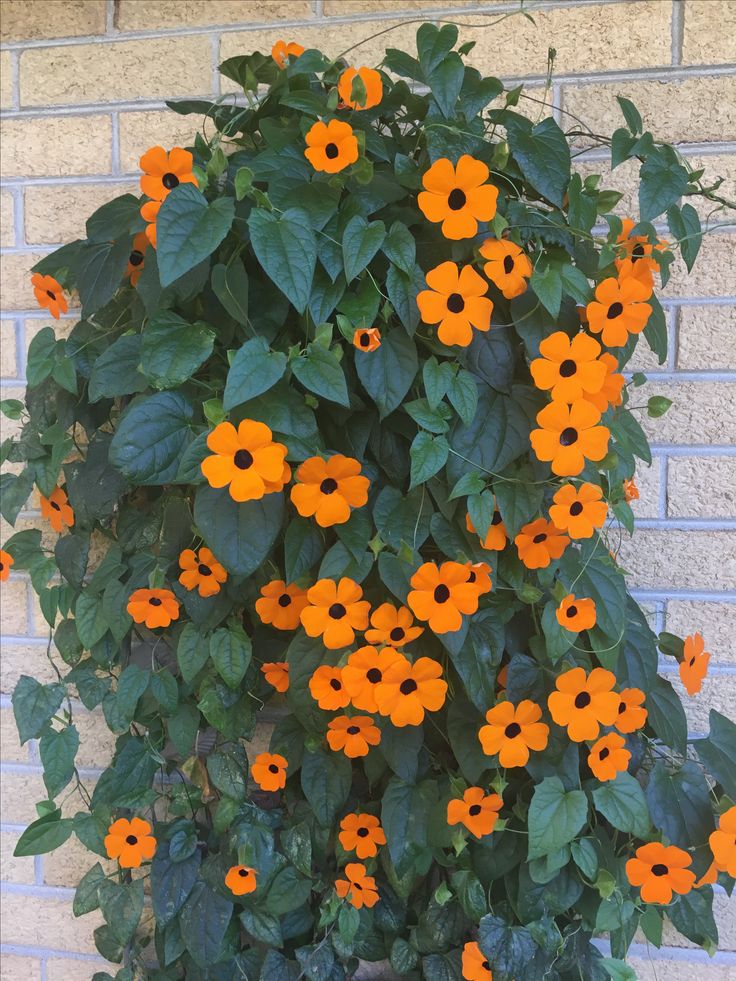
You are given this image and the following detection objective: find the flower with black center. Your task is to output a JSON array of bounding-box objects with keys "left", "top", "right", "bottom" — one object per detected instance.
[
  {"left": 271, "top": 39, "right": 305, "bottom": 68},
  {"left": 140, "top": 199, "right": 160, "bottom": 247},
  {"left": 478, "top": 699, "right": 549, "bottom": 767},
  {"left": 479, "top": 237, "right": 532, "bottom": 299},
  {"left": 530, "top": 399, "right": 610, "bottom": 477},
  {"left": 586, "top": 274, "right": 652, "bottom": 347},
  {"left": 679, "top": 631, "right": 710, "bottom": 696},
  {"left": 125, "top": 232, "right": 149, "bottom": 286},
  {"left": 127, "top": 588, "right": 180, "bottom": 629},
  {"left": 201, "top": 419, "right": 289, "bottom": 503},
  {"left": 615, "top": 218, "right": 668, "bottom": 290},
  {"left": 461, "top": 940, "right": 493, "bottom": 981},
  {"left": 614, "top": 687, "right": 647, "bottom": 734},
  {"left": 339, "top": 813, "right": 386, "bottom": 859},
  {"left": 626, "top": 841, "right": 695, "bottom": 904},
  {"left": 225, "top": 864, "right": 257, "bottom": 896},
  {"left": 417, "top": 261, "right": 493, "bottom": 347},
  {"left": 549, "top": 482, "right": 607, "bottom": 539},
  {"left": 309, "top": 665, "right": 351, "bottom": 711},
  {"left": 588, "top": 732, "right": 630, "bottom": 782},
  {"left": 556, "top": 593, "right": 597, "bottom": 632},
  {"left": 585, "top": 352, "right": 625, "bottom": 413},
  {"left": 353, "top": 327, "right": 381, "bottom": 352},
  {"left": 623, "top": 477, "right": 639, "bottom": 502},
  {"left": 407, "top": 560, "right": 481, "bottom": 634},
  {"left": 341, "top": 645, "right": 404, "bottom": 712},
  {"left": 547, "top": 666, "right": 620, "bottom": 742},
  {"left": 373, "top": 653, "right": 447, "bottom": 727},
  {"left": 255, "top": 580, "right": 309, "bottom": 631},
  {"left": 0, "top": 548, "right": 13, "bottom": 582},
  {"left": 334, "top": 862, "right": 379, "bottom": 909},
  {"left": 40, "top": 486, "right": 74, "bottom": 534},
  {"left": 178, "top": 546, "right": 227, "bottom": 597},
  {"left": 251, "top": 752, "right": 287, "bottom": 791},
  {"left": 447, "top": 787, "right": 502, "bottom": 838},
  {"left": 31, "top": 273, "right": 68, "bottom": 319},
  {"left": 327, "top": 715, "right": 381, "bottom": 758},
  {"left": 464, "top": 560, "right": 492, "bottom": 597},
  {"left": 300, "top": 577, "right": 370, "bottom": 650},
  {"left": 364, "top": 603, "right": 424, "bottom": 648},
  {"left": 290, "top": 454, "right": 370, "bottom": 528},
  {"left": 139, "top": 145, "right": 198, "bottom": 202},
  {"left": 514, "top": 518, "right": 569, "bottom": 570},
  {"left": 530, "top": 331, "right": 607, "bottom": 403},
  {"left": 418, "top": 155, "right": 498, "bottom": 240},
  {"left": 338, "top": 66, "right": 383, "bottom": 110},
  {"left": 104, "top": 817, "right": 156, "bottom": 868},
  {"left": 304, "top": 119, "right": 359, "bottom": 174},
  {"left": 261, "top": 661, "right": 289, "bottom": 693},
  {"left": 466, "top": 507, "right": 507, "bottom": 551}
]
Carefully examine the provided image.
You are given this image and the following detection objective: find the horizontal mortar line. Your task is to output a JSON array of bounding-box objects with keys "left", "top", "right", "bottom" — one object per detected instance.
[
  {"left": 0, "top": 634, "right": 52, "bottom": 645},
  {"left": 625, "top": 371, "right": 736, "bottom": 381},
  {"left": 0, "top": 944, "right": 106, "bottom": 962},
  {"left": 650, "top": 444, "right": 736, "bottom": 455},
  {"left": 630, "top": 588, "right": 736, "bottom": 601},
  {"left": 3, "top": 93, "right": 218, "bottom": 118},
  {"left": 634, "top": 518, "right": 736, "bottom": 530},
  {"left": 1, "top": 174, "right": 140, "bottom": 188},
  {"left": 578, "top": 140, "right": 736, "bottom": 161},
  {"left": 593, "top": 939, "right": 736, "bottom": 965},
  {"left": 0, "top": 762, "right": 105, "bottom": 777},
  {"left": 660, "top": 296, "right": 736, "bottom": 307},
  {"left": 0, "top": 244, "right": 60, "bottom": 256},
  {"left": 0, "top": 883, "right": 77, "bottom": 900}
]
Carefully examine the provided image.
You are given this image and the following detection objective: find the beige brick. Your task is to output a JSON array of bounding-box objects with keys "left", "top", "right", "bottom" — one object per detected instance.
[
  {"left": 118, "top": 109, "right": 199, "bottom": 173},
  {"left": 43, "top": 834, "right": 113, "bottom": 888},
  {"left": 562, "top": 77, "right": 736, "bottom": 145},
  {"left": 678, "top": 305, "right": 736, "bottom": 370},
  {"left": 1, "top": 189, "right": 15, "bottom": 248},
  {"left": 1, "top": 706, "right": 29, "bottom": 763},
  {"left": 1, "top": 115, "right": 112, "bottom": 178},
  {"left": 0, "top": 893, "right": 104, "bottom": 953},
  {"left": 25, "top": 317, "right": 74, "bottom": 357},
  {"left": 46, "top": 960, "right": 111, "bottom": 981},
  {"left": 0, "top": 1, "right": 106, "bottom": 42},
  {"left": 74, "top": 710, "right": 117, "bottom": 769},
  {"left": 668, "top": 456, "right": 736, "bottom": 518},
  {"left": 0, "top": 51, "right": 13, "bottom": 110},
  {"left": 1, "top": 319, "right": 19, "bottom": 378},
  {"left": 0, "top": 954, "right": 41, "bottom": 981},
  {"left": 628, "top": 458, "right": 660, "bottom": 520},
  {"left": 639, "top": 382, "right": 736, "bottom": 445},
  {"left": 665, "top": 600, "right": 736, "bottom": 665},
  {"left": 1, "top": 830, "right": 35, "bottom": 885},
  {"left": 673, "top": 672, "right": 736, "bottom": 734},
  {"left": 0, "top": 643, "right": 59, "bottom": 695},
  {"left": 324, "top": 0, "right": 492, "bottom": 10},
  {"left": 24, "top": 181, "right": 138, "bottom": 246},
  {"left": 682, "top": 0, "right": 736, "bottom": 65},
  {"left": 627, "top": 330, "right": 665, "bottom": 372},
  {"left": 0, "top": 578, "right": 29, "bottom": 634},
  {"left": 0, "top": 771, "right": 94, "bottom": 825},
  {"left": 617, "top": 529, "right": 736, "bottom": 590},
  {"left": 0, "top": 251, "right": 48, "bottom": 312},
  {"left": 117, "top": 0, "right": 313, "bottom": 30},
  {"left": 0, "top": 385, "right": 26, "bottom": 443},
  {"left": 664, "top": 235, "right": 736, "bottom": 299},
  {"left": 630, "top": 956, "right": 736, "bottom": 980},
  {"left": 660, "top": 893, "right": 736, "bottom": 950}
]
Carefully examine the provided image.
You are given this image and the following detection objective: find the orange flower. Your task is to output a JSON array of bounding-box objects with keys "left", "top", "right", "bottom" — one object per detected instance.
[
  {"left": 261, "top": 661, "right": 289, "bottom": 693},
  {"left": 530, "top": 399, "right": 610, "bottom": 477},
  {"left": 353, "top": 327, "right": 381, "bottom": 352},
  {"left": 338, "top": 66, "right": 383, "bottom": 110},
  {"left": 615, "top": 218, "right": 667, "bottom": 290},
  {"left": 623, "top": 477, "right": 639, "bottom": 502},
  {"left": 104, "top": 817, "right": 156, "bottom": 868},
  {"left": 255, "top": 580, "right": 309, "bottom": 631},
  {"left": 125, "top": 232, "right": 148, "bottom": 286},
  {"left": 418, "top": 155, "right": 498, "bottom": 240},
  {"left": 462, "top": 940, "right": 493, "bottom": 981},
  {"left": 447, "top": 787, "right": 502, "bottom": 838},
  {"left": 416, "top": 261, "right": 493, "bottom": 347},
  {"left": 514, "top": 518, "right": 569, "bottom": 570},
  {"left": 339, "top": 813, "right": 386, "bottom": 859},
  {"left": 530, "top": 331, "right": 607, "bottom": 404},
  {"left": 408, "top": 560, "right": 481, "bottom": 634},
  {"left": 304, "top": 119, "right": 359, "bottom": 174},
  {"left": 300, "top": 577, "right": 370, "bottom": 650},
  {"left": 465, "top": 561, "right": 492, "bottom": 596},
  {"left": 39, "top": 486, "right": 74, "bottom": 533},
  {"left": 586, "top": 275, "right": 652, "bottom": 348},
  {"left": 127, "top": 588, "right": 180, "bottom": 629},
  {"left": 178, "top": 547, "right": 227, "bottom": 597},
  {"left": 478, "top": 699, "right": 549, "bottom": 767},
  {"left": 201, "top": 420, "right": 289, "bottom": 503},
  {"left": 31, "top": 273, "right": 68, "bottom": 320},
  {"left": 496, "top": 662, "right": 508, "bottom": 694},
  {"left": 707, "top": 806, "right": 736, "bottom": 878},
  {"left": 327, "top": 715, "right": 381, "bottom": 758},
  {"left": 626, "top": 841, "right": 695, "bottom": 904},
  {"left": 364, "top": 603, "right": 423, "bottom": 648},
  {"left": 556, "top": 594, "right": 597, "bottom": 632},
  {"left": 271, "top": 39, "right": 305, "bottom": 69},
  {"left": 373, "top": 654, "right": 447, "bottom": 727},
  {"left": 549, "top": 482, "right": 607, "bottom": 539},
  {"left": 679, "top": 632, "right": 710, "bottom": 696},
  {"left": 480, "top": 238, "right": 532, "bottom": 299},
  {"left": 0, "top": 549, "right": 13, "bottom": 582},
  {"left": 585, "top": 353, "right": 625, "bottom": 413},
  {"left": 251, "top": 752, "right": 287, "bottom": 791},
  {"left": 225, "top": 864, "right": 257, "bottom": 895},
  {"left": 290, "top": 455, "right": 369, "bottom": 528},
  {"left": 341, "top": 645, "right": 404, "bottom": 712},
  {"left": 614, "top": 687, "right": 648, "bottom": 734},
  {"left": 588, "top": 732, "right": 630, "bottom": 782},
  {"left": 139, "top": 146, "right": 197, "bottom": 202},
  {"left": 309, "top": 665, "right": 351, "bottom": 711},
  {"left": 547, "top": 666, "right": 620, "bottom": 742},
  {"left": 335, "top": 862, "right": 379, "bottom": 909},
  {"left": 466, "top": 507, "right": 507, "bottom": 551},
  {"left": 141, "top": 200, "right": 160, "bottom": 248}
]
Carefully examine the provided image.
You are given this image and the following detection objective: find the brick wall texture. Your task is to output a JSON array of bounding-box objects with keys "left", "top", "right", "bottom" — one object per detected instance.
[{"left": 1, "top": 0, "right": 735, "bottom": 977}]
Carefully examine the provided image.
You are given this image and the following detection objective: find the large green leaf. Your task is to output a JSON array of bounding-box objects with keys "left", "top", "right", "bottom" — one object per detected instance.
[
  {"left": 592, "top": 772, "right": 650, "bottom": 838},
  {"left": 248, "top": 207, "right": 316, "bottom": 313},
  {"left": 639, "top": 152, "right": 690, "bottom": 221},
  {"left": 211, "top": 259, "right": 249, "bottom": 323},
  {"left": 157, "top": 184, "right": 235, "bottom": 286},
  {"left": 478, "top": 914, "right": 537, "bottom": 981},
  {"left": 99, "top": 879, "right": 144, "bottom": 946},
  {"left": 528, "top": 776, "right": 588, "bottom": 859},
  {"left": 151, "top": 840, "right": 201, "bottom": 926},
  {"left": 291, "top": 344, "right": 350, "bottom": 407},
  {"left": 300, "top": 747, "right": 352, "bottom": 826},
  {"left": 381, "top": 776, "right": 436, "bottom": 876},
  {"left": 179, "top": 881, "right": 233, "bottom": 968},
  {"left": 77, "top": 237, "right": 131, "bottom": 317},
  {"left": 696, "top": 710, "right": 736, "bottom": 798},
  {"left": 140, "top": 311, "right": 215, "bottom": 389},
  {"left": 646, "top": 759, "right": 715, "bottom": 848},
  {"left": 88, "top": 335, "right": 148, "bottom": 403},
  {"left": 12, "top": 675, "right": 65, "bottom": 744},
  {"left": 194, "top": 485, "right": 284, "bottom": 575},
  {"left": 40, "top": 724, "right": 79, "bottom": 798},
  {"left": 507, "top": 116, "right": 571, "bottom": 207},
  {"left": 210, "top": 623, "right": 252, "bottom": 688},
  {"left": 109, "top": 391, "right": 194, "bottom": 485},
  {"left": 223, "top": 336, "right": 287, "bottom": 410},
  {"left": 13, "top": 810, "right": 74, "bottom": 856},
  {"left": 355, "top": 328, "right": 418, "bottom": 417},
  {"left": 342, "top": 215, "right": 386, "bottom": 283}
]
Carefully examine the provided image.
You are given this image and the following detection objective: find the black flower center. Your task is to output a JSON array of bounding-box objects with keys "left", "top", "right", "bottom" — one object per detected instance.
[
  {"left": 566, "top": 605, "right": 578, "bottom": 619},
  {"left": 359, "top": 332, "right": 370, "bottom": 347},
  {"left": 357, "top": 827, "right": 369, "bottom": 838},
  {"left": 652, "top": 863, "right": 668, "bottom": 877},
  {"left": 599, "top": 747, "right": 610, "bottom": 760},
  {"left": 353, "top": 881, "right": 363, "bottom": 889},
  {"left": 482, "top": 963, "right": 491, "bottom": 972},
  {"left": 278, "top": 593, "right": 292, "bottom": 608},
  {"left": 400, "top": 679, "right": 418, "bottom": 695},
  {"left": 325, "top": 143, "right": 339, "bottom": 159},
  {"left": 366, "top": 668, "right": 382, "bottom": 683},
  {"left": 0, "top": 563, "right": 3, "bottom": 571},
  {"left": 468, "top": 804, "right": 482, "bottom": 816},
  {"left": 491, "top": 510, "right": 503, "bottom": 525},
  {"left": 126, "top": 835, "right": 138, "bottom": 845},
  {"left": 234, "top": 449, "right": 254, "bottom": 469},
  {"left": 533, "top": 533, "right": 547, "bottom": 544},
  {"left": 268, "top": 763, "right": 280, "bottom": 773},
  {"left": 434, "top": 584, "right": 450, "bottom": 603},
  {"left": 162, "top": 172, "right": 180, "bottom": 189},
  {"left": 129, "top": 249, "right": 144, "bottom": 267},
  {"left": 574, "top": 691, "right": 591, "bottom": 709},
  {"left": 505, "top": 722, "right": 521, "bottom": 738},
  {"left": 239, "top": 868, "right": 250, "bottom": 877},
  {"left": 559, "top": 358, "right": 577, "bottom": 377},
  {"left": 448, "top": 188, "right": 466, "bottom": 210},
  {"left": 329, "top": 603, "right": 346, "bottom": 619},
  {"left": 320, "top": 478, "right": 338, "bottom": 495},
  {"left": 149, "top": 597, "right": 162, "bottom": 606},
  {"left": 607, "top": 302, "right": 624, "bottom": 319},
  {"left": 447, "top": 292, "right": 465, "bottom": 313},
  {"left": 503, "top": 255, "right": 515, "bottom": 274},
  {"left": 330, "top": 678, "right": 342, "bottom": 691},
  {"left": 198, "top": 563, "right": 212, "bottom": 576},
  {"left": 467, "top": 570, "right": 477, "bottom": 583},
  {"left": 569, "top": 501, "right": 583, "bottom": 516},
  {"left": 50, "top": 500, "right": 61, "bottom": 510},
  {"left": 347, "top": 725, "right": 360, "bottom": 735},
  {"left": 46, "top": 289, "right": 57, "bottom": 299},
  {"left": 618, "top": 700, "right": 627, "bottom": 714},
  {"left": 389, "top": 627, "right": 405, "bottom": 642},
  {"left": 559, "top": 427, "right": 578, "bottom": 446},
  {"left": 632, "top": 244, "right": 645, "bottom": 261}
]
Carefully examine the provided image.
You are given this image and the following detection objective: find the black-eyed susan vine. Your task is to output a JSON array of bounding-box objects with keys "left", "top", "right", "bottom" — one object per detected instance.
[{"left": 2, "top": 21, "right": 736, "bottom": 981}]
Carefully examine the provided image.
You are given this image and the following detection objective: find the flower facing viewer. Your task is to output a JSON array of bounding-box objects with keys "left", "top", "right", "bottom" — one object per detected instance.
[
  {"left": 556, "top": 594, "right": 597, "bottom": 632},
  {"left": 447, "top": 787, "right": 502, "bottom": 838},
  {"left": 178, "top": 547, "right": 227, "bottom": 597},
  {"left": 305, "top": 119, "right": 359, "bottom": 174},
  {"left": 626, "top": 842, "right": 695, "bottom": 904},
  {"left": 251, "top": 752, "right": 287, "bottom": 791},
  {"left": 373, "top": 654, "right": 447, "bottom": 726},
  {"left": 300, "top": 577, "right": 370, "bottom": 649},
  {"left": 615, "top": 687, "right": 648, "bottom": 733},
  {"left": 127, "top": 588, "right": 180, "bottom": 629},
  {"left": 515, "top": 518, "right": 569, "bottom": 570},
  {"left": 530, "top": 331, "right": 607, "bottom": 403},
  {"left": 586, "top": 275, "right": 652, "bottom": 347},
  {"left": 105, "top": 817, "right": 156, "bottom": 868},
  {"left": 225, "top": 865, "right": 257, "bottom": 895},
  {"left": 327, "top": 715, "right": 381, "bottom": 758},
  {"left": 0, "top": 549, "right": 13, "bottom": 582},
  {"left": 418, "top": 155, "right": 498, "bottom": 239},
  {"left": 548, "top": 667, "right": 620, "bottom": 742},
  {"left": 341, "top": 645, "right": 404, "bottom": 713},
  {"left": 309, "top": 665, "right": 350, "bottom": 711},
  {"left": 364, "top": 603, "right": 423, "bottom": 648},
  {"left": 478, "top": 700, "right": 549, "bottom": 767},
  {"left": 407, "top": 560, "right": 481, "bottom": 633},
  {"left": 255, "top": 580, "right": 309, "bottom": 631},
  {"left": 417, "top": 261, "right": 493, "bottom": 347},
  {"left": 549, "top": 482, "right": 607, "bottom": 539},
  {"left": 530, "top": 399, "right": 610, "bottom": 477},
  {"left": 139, "top": 146, "right": 197, "bottom": 201},
  {"left": 201, "top": 420, "right": 288, "bottom": 502},
  {"left": 339, "top": 813, "right": 386, "bottom": 858},
  {"left": 588, "top": 732, "right": 630, "bottom": 781},
  {"left": 335, "top": 863, "right": 379, "bottom": 909},
  {"left": 125, "top": 232, "right": 148, "bottom": 286},
  {"left": 290, "top": 454, "right": 369, "bottom": 527}
]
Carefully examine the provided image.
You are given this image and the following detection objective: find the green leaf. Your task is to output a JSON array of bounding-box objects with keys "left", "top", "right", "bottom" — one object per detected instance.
[
  {"left": 342, "top": 215, "right": 386, "bottom": 283},
  {"left": 26, "top": 327, "right": 56, "bottom": 387},
  {"left": 600, "top": 957, "right": 637, "bottom": 981},
  {"left": 249, "top": 207, "right": 316, "bottom": 313},
  {"left": 531, "top": 264, "right": 563, "bottom": 318},
  {"left": 478, "top": 914, "right": 537, "bottom": 981},
  {"left": 647, "top": 676, "right": 688, "bottom": 755},
  {"left": 507, "top": 116, "right": 571, "bottom": 207},
  {"left": 109, "top": 391, "right": 194, "bottom": 485},
  {"left": 355, "top": 328, "right": 418, "bottom": 417},
  {"left": 446, "top": 369, "right": 479, "bottom": 426},
  {"left": 151, "top": 840, "right": 201, "bottom": 926},
  {"left": 240, "top": 907, "right": 283, "bottom": 947},
  {"left": 88, "top": 335, "right": 148, "bottom": 403},
  {"left": 86, "top": 194, "right": 141, "bottom": 242},
  {"left": 666, "top": 202, "right": 702, "bottom": 272},
  {"left": 292, "top": 344, "right": 350, "bottom": 407},
  {"left": 300, "top": 747, "right": 352, "bottom": 826},
  {"left": 210, "top": 623, "right": 252, "bottom": 688},
  {"left": 13, "top": 810, "right": 74, "bottom": 856},
  {"left": 208, "top": 746, "right": 248, "bottom": 800},
  {"left": 427, "top": 52, "right": 464, "bottom": 118},
  {"left": 616, "top": 96, "right": 642, "bottom": 135},
  {"left": 528, "top": 776, "right": 587, "bottom": 859},
  {"left": 284, "top": 516, "right": 324, "bottom": 581},
  {"left": 212, "top": 259, "right": 249, "bottom": 323},
  {"left": 99, "top": 879, "right": 144, "bottom": 946},
  {"left": 157, "top": 184, "right": 235, "bottom": 286},
  {"left": 592, "top": 772, "right": 650, "bottom": 837},
  {"left": 448, "top": 385, "right": 538, "bottom": 482},
  {"left": 639, "top": 152, "right": 690, "bottom": 221},
  {"left": 223, "top": 336, "right": 287, "bottom": 410},
  {"left": 417, "top": 22, "right": 458, "bottom": 75},
  {"left": 40, "top": 725, "right": 79, "bottom": 798},
  {"left": 668, "top": 887, "right": 718, "bottom": 949},
  {"left": 264, "top": 865, "right": 313, "bottom": 916},
  {"left": 381, "top": 776, "right": 435, "bottom": 876},
  {"left": 12, "top": 675, "right": 65, "bottom": 744},
  {"left": 410, "top": 432, "right": 449, "bottom": 487},
  {"left": 194, "top": 485, "right": 284, "bottom": 576},
  {"left": 386, "top": 263, "right": 424, "bottom": 335},
  {"left": 179, "top": 881, "right": 233, "bottom": 968},
  {"left": 77, "top": 238, "right": 132, "bottom": 317},
  {"left": 74, "top": 862, "right": 106, "bottom": 916},
  {"left": 697, "top": 709, "right": 736, "bottom": 798},
  {"left": 646, "top": 759, "right": 715, "bottom": 848},
  {"left": 383, "top": 221, "right": 415, "bottom": 275},
  {"left": 177, "top": 623, "right": 211, "bottom": 683},
  {"left": 141, "top": 311, "right": 215, "bottom": 389}
]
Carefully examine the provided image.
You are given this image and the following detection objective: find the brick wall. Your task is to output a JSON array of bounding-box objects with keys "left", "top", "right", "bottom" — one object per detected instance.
[{"left": 0, "top": 1, "right": 734, "bottom": 977}]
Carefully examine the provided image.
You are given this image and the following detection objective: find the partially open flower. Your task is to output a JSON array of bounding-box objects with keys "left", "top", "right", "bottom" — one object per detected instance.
[
  {"left": 364, "top": 603, "right": 423, "bottom": 648},
  {"left": 614, "top": 687, "right": 648, "bottom": 733},
  {"left": 585, "top": 352, "right": 625, "bottom": 413},
  {"left": 480, "top": 238, "right": 532, "bottom": 299},
  {"left": 335, "top": 862, "right": 379, "bottom": 909},
  {"left": 0, "top": 549, "right": 13, "bottom": 582},
  {"left": 31, "top": 273, "right": 67, "bottom": 319},
  {"left": 261, "top": 661, "right": 289, "bottom": 693},
  {"left": 225, "top": 864, "right": 257, "bottom": 895},
  {"left": 338, "top": 66, "right": 383, "bottom": 110},
  {"left": 271, "top": 39, "right": 305, "bottom": 69},
  {"left": 353, "top": 327, "right": 381, "bottom": 352},
  {"left": 178, "top": 546, "right": 227, "bottom": 597},
  {"left": 679, "top": 631, "right": 710, "bottom": 696},
  {"left": 466, "top": 507, "right": 507, "bottom": 551},
  {"left": 125, "top": 232, "right": 149, "bottom": 286},
  {"left": 461, "top": 941, "right": 493, "bottom": 981},
  {"left": 309, "top": 665, "right": 351, "bottom": 711},
  {"left": 40, "top": 486, "right": 74, "bottom": 533}
]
